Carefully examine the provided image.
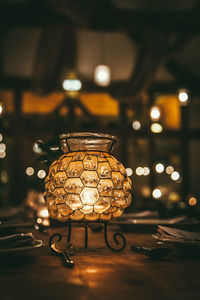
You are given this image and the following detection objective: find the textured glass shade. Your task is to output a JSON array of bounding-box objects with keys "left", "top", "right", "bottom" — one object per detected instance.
[{"left": 44, "top": 133, "right": 132, "bottom": 222}]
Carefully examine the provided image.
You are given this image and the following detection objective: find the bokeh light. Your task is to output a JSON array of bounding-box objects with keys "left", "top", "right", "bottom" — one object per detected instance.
[
  {"left": 136, "top": 167, "right": 143, "bottom": 176},
  {"left": 62, "top": 79, "right": 82, "bottom": 91},
  {"left": 188, "top": 196, "right": 197, "bottom": 206},
  {"left": 26, "top": 167, "right": 34, "bottom": 176},
  {"left": 150, "top": 106, "right": 160, "bottom": 121},
  {"left": 155, "top": 163, "right": 164, "bottom": 174},
  {"left": 151, "top": 123, "right": 163, "bottom": 133},
  {"left": 94, "top": 65, "right": 111, "bottom": 87},
  {"left": 171, "top": 171, "right": 180, "bottom": 181},
  {"left": 152, "top": 188, "right": 162, "bottom": 199},
  {"left": 132, "top": 120, "right": 141, "bottom": 130},
  {"left": 37, "top": 169, "right": 46, "bottom": 179},
  {"left": 166, "top": 166, "right": 174, "bottom": 175},
  {"left": 126, "top": 168, "right": 133, "bottom": 177},
  {"left": 143, "top": 167, "right": 150, "bottom": 176}
]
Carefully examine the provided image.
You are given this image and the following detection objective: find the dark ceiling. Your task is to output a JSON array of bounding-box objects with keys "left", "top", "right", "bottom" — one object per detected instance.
[{"left": 0, "top": 0, "right": 200, "bottom": 102}]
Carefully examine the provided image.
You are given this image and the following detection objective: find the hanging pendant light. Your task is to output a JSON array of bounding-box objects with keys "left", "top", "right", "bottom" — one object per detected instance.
[{"left": 94, "top": 65, "right": 111, "bottom": 87}]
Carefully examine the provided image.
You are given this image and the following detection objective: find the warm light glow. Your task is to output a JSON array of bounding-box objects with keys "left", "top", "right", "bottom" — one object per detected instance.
[
  {"left": 168, "top": 192, "right": 180, "bottom": 202},
  {"left": 0, "top": 103, "right": 3, "bottom": 115},
  {"left": 178, "top": 89, "right": 189, "bottom": 105},
  {"left": 155, "top": 163, "right": 164, "bottom": 174},
  {"left": 94, "top": 65, "right": 111, "bottom": 87},
  {"left": 132, "top": 120, "right": 141, "bottom": 130},
  {"left": 188, "top": 197, "right": 197, "bottom": 206},
  {"left": 151, "top": 123, "right": 163, "bottom": 133},
  {"left": 171, "top": 171, "right": 180, "bottom": 181},
  {"left": 152, "top": 188, "right": 162, "bottom": 199},
  {"left": 126, "top": 168, "right": 133, "bottom": 177},
  {"left": 26, "top": 167, "right": 34, "bottom": 176},
  {"left": 0, "top": 143, "right": 6, "bottom": 152},
  {"left": 37, "top": 169, "right": 46, "bottom": 179},
  {"left": 166, "top": 166, "right": 174, "bottom": 175},
  {"left": 136, "top": 167, "right": 143, "bottom": 176},
  {"left": 80, "top": 188, "right": 98, "bottom": 205},
  {"left": 0, "top": 134, "right": 2, "bottom": 142},
  {"left": 37, "top": 217, "right": 43, "bottom": 224},
  {"left": 143, "top": 167, "right": 150, "bottom": 176},
  {"left": 150, "top": 106, "right": 160, "bottom": 121},
  {"left": 62, "top": 79, "right": 82, "bottom": 92}
]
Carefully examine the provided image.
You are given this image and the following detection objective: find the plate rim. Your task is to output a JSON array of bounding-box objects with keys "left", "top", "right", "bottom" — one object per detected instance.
[{"left": 0, "top": 239, "right": 44, "bottom": 253}]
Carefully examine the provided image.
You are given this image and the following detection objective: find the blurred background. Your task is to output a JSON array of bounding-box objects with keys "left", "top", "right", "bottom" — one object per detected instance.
[{"left": 0, "top": 0, "right": 200, "bottom": 217}]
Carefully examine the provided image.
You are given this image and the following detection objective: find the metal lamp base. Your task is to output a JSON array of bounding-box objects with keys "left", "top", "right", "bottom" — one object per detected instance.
[{"left": 49, "top": 221, "right": 126, "bottom": 252}]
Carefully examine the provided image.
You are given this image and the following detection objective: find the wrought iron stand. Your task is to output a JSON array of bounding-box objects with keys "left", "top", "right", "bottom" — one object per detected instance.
[{"left": 49, "top": 221, "right": 126, "bottom": 252}]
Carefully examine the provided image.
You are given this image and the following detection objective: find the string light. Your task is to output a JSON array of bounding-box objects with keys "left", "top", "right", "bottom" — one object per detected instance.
[
  {"left": 94, "top": 65, "right": 111, "bottom": 87},
  {"left": 37, "top": 170, "right": 46, "bottom": 179},
  {"left": 136, "top": 167, "right": 143, "bottom": 176},
  {"left": 62, "top": 79, "right": 82, "bottom": 92},
  {"left": 0, "top": 134, "right": 3, "bottom": 142},
  {"left": 151, "top": 123, "right": 163, "bottom": 133},
  {"left": 126, "top": 168, "right": 133, "bottom": 177},
  {"left": 171, "top": 171, "right": 180, "bottom": 181},
  {"left": 143, "top": 167, "right": 150, "bottom": 176},
  {"left": 178, "top": 88, "right": 189, "bottom": 106},
  {"left": 152, "top": 188, "right": 162, "bottom": 199},
  {"left": 33, "top": 142, "right": 42, "bottom": 154},
  {"left": 166, "top": 166, "right": 174, "bottom": 175},
  {"left": 155, "top": 163, "right": 164, "bottom": 174},
  {"left": 0, "top": 152, "right": 6, "bottom": 158},
  {"left": 132, "top": 120, "right": 141, "bottom": 130},
  {"left": 150, "top": 106, "right": 161, "bottom": 121},
  {"left": 0, "top": 143, "right": 6, "bottom": 152},
  {"left": 26, "top": 167, "right": 34, "bottom": 176}
]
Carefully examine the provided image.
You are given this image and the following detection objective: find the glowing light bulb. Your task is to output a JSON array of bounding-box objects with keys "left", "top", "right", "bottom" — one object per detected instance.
[
  {"left": 132, "top": 120, "right": 141, "bottom": 130},
  {"left": 94, "top": 65, "right": 111, "bottom": 87},
  {"left": 126, "top": 168, "right": 133, "bottom": 177},
  {"left": 26, "top": 167, "right": 34, "bottom": 176},
  {"left": 171, "top": 171, "right": 180, "bottom": 181},
  {"left": 166, "top": 166, "right": 174, "bottom": 175},
  {"left": 152, "top": 188, "right": 162, "bottom": 199},
  {"left": 188, "top": 196, "right": 197, "bottom": 206},
  {"left": 136, "top": 167, "right": 143, "bottom": 176},
  {"left": 62, "top": 79, "right": 82, "bottom": 91},
  {"left": 151, "top": 123, "right": 163, "bottom": 133},
  {"left": 155, "top": 163, "right": 164, "bottom": 174},
  {"left": 37, "top": 169, "right": 46, "bottom": 179},
  {"left": 178, "top": 89, "right": 189, "bottom": 105},
  {"left": 150, "top": 106, "right": 160, "bottom": 121},
  {"left": 143, "top": 167, "right": 150, "bottom": 176}
]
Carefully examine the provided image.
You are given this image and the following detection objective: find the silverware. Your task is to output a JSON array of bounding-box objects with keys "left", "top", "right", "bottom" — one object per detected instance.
[
  {"left": 130, "top": 245, "right": 172, "bottom": 259},
  {"left": 50, "top": 242, "right": 75, "bottom": 268}
]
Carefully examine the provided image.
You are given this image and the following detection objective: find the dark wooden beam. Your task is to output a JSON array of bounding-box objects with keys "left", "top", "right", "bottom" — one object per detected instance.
[
  {"left": 0, "top": 2, "right": 200, "bottom": 33},
  {"left": 31, "top": 26, "right": 77, "bottom": 95}
]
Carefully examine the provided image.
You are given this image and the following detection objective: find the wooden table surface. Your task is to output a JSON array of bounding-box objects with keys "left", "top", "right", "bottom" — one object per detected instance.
[{"left": 0, "top": 224, "right": 200, "bottom": 300}]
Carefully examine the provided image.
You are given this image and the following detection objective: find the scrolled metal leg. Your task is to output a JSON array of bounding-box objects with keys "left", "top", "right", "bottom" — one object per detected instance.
[
  {"left": 84, "top": 222, "right": 88, "bottom": 249},
  {"left": 104, "top": 222, "right": 126, "bottom": 252},
  {"left": 49, "top": 233, "right": 62, "bottom": 248}
]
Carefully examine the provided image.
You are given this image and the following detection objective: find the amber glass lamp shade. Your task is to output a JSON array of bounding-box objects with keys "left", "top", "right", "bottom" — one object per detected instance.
[{"left": 44, "top": 133, "right": 132, "bottom": 222}]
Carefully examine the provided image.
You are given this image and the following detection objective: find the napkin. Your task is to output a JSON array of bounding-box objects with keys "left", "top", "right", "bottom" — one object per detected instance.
[
  {"left": 0, "top": 233, "right": 35, "bottom": 249},
  {"left": 157, "top": 226, "right": 200, "bottom": 242}
]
